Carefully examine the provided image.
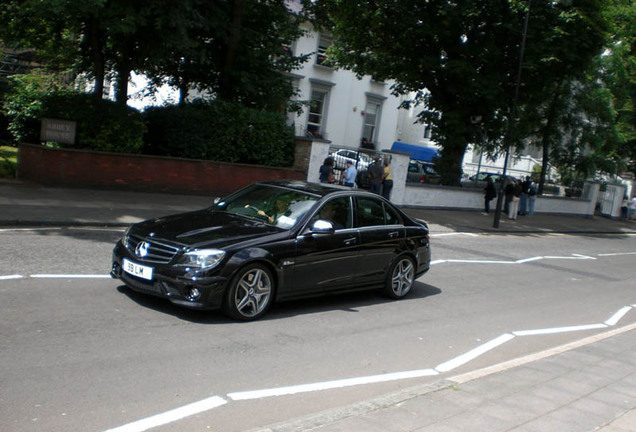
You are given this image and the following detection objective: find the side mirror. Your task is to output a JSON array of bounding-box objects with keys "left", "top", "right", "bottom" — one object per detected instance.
[
  {"left": 213, "top": 197, "right": 221, "bottom": 205},
  {"left": 310, "top": 219, "right": 335, "bottom": 234}
]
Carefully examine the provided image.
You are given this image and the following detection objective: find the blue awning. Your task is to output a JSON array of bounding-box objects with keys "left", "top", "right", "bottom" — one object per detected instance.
[{"left": 390, "top": 142, "right": 439, "bottom": 162}]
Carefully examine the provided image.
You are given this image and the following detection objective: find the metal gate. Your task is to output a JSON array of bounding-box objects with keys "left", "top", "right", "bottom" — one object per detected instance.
[
  {"left": 327, "top": 146, "right": 386, "bottom": 188},
  {"left": 598, "top": 184, "right": 626, "bottom": 218}
]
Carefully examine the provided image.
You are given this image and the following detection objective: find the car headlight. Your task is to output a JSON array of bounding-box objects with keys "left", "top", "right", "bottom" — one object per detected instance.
[{"left": 176, "top": 249, "right": 226, "bottom": 269}]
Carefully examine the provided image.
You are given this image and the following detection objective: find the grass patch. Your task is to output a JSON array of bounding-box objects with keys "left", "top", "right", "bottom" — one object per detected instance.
[{"left": 0, "top": 146, "right": 18, "bottom": 179}]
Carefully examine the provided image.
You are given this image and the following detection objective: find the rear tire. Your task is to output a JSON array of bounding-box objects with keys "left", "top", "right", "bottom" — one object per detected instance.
[
  {"left": 223, "top": 264, "right": 274, "bottom": 321},
  {"left": 384, "top": 256, "right": 415, "bottom": 299}
]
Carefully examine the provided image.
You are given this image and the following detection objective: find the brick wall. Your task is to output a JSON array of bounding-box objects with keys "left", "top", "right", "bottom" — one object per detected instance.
[{"left": 17, "top": 143, "right": 306, "bottom": 196}]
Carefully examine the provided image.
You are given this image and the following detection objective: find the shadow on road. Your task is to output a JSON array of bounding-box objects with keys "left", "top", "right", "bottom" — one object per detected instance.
[{"left": 116, "top": 281, "right": 442, "bottom": 324}]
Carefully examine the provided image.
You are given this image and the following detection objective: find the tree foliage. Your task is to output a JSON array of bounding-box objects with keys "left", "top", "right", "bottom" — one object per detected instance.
[
  {"left": 599, "top": 0, "right": 636, "bottom": 173},
  {"left": 312, "top": 0, "right": 608, "bottom": 185},
  {"left": 0, "top": 0, "right": 308, "bottom": 110},
  {"left": 3, "top": 76, "right": 144, "bottom": 152}
]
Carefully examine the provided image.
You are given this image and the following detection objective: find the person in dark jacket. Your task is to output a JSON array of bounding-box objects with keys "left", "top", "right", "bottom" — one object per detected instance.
[
  {"left": 519, "top": 176, "right": 532, "bottom": 215},
  {"left": 368, "top": 158, "right": 384, "bottom": 194},
  {"left": 483, "top": 176, "right": 497, "bottom": 215},
  {"left": 508, "top": 179, "right": 522, "bottom": 220},
  {"left": 504, "top": 177, "right": 514, "bottom": 215},
  {"left": 319, "top": 157, "right": 335, "bottom": 183}
]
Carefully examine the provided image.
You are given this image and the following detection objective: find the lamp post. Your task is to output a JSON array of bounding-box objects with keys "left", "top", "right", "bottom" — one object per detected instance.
[{"left": 493, "top": 0, "right": 532, "bottom": 228}]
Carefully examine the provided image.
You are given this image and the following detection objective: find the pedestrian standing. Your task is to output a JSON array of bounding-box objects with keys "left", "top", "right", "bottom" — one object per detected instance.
[
  {"left": 621, "top": 196, "right": 629, "bottom": 221},
  {"left": 528, "top": 180, "right": 538, "bottom": 216},
  {"left": 629, "top": 196, "right": 636, "bottom": 220},
  {"left": 483, "top": 176, "right": 497, "bottom": 215},
  {"left": 319, "top": 157, "right": 335, "bottom": 184},
  {"left": 519, "top": 176, "right": 532, "bottom": 215},
  {"left": 382, "top": 158, "right": 393, "bottom": 200},
  {"left": 343, "top": 160, "right": 357, "bottom": 187},
  {"left": 504, "top": 177, "right": 514, "bottom": 216},
  {"left": 508, "top": 179, "right": 522, "bottom": 220},
  {"left": 368, "top": 158, "right": 384, "bottom": 194}
]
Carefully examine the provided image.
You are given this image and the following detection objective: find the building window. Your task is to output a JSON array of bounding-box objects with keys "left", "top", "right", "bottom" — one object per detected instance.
[
  {"left": 362, "top": 99, "right": 382, "bottom": 143},
  {"left": 423, "top": 125, "right": 432, "bottom": 139},
  {"left": 307, "top": 88, "right": 329, "bottom": 138},
  {"left": 316, "top": 33, "right": 333, "bottom": 67}
]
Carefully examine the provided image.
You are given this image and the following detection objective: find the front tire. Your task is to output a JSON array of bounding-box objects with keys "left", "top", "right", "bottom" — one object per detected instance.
[
  {"left": 384, "top": 256, "right": 415, "bottom": 299},
  {"left": 223, "top": 264, "right": 274, "bottom": 321}
]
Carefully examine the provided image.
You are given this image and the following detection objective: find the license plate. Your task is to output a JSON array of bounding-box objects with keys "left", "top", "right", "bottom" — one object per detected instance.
[{"left": 122, "top": 258, "right": 154, "bottom": 281}]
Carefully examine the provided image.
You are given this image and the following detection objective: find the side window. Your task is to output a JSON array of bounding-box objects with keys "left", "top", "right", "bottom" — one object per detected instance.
[
  {"left": 355, "top": 197, "right": 386, "bottom": 227},
  {"left": 311, "top": 197, "right": 352, "bottom": 230},
  {"left": 355, "top": 197, "right": 403, "bottom": 227},
  {"left": 384, "top": 203, "right": 402, "bottom": 225}
]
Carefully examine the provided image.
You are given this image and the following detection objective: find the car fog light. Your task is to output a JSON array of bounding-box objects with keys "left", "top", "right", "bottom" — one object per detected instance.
[{"left": 189, "top": 287, "right": 201, "bottom": 300}]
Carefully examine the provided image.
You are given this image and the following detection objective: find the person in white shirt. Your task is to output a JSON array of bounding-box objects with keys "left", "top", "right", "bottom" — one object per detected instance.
[
  {"left": 629, "top": 196, "right": 636, "bottom": 220},
  {"left": 344, "top": 160, "right": 357, "bottom": 187}
]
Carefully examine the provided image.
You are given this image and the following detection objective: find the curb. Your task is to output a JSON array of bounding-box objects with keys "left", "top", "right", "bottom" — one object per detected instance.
[{"left": 248, "top": 324, "right": 636, "bottom": 432}]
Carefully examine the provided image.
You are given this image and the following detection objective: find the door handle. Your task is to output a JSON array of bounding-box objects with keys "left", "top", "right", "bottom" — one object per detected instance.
[
  {"left": 344, "top": 237, "right": 357, "bottom": 245},
  {"left": 388, "top": 231, "right": 399, "bottom": 238}
]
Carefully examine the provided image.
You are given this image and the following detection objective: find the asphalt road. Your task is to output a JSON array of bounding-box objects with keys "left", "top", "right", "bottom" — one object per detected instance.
[{"left": 1, "top": 227, "right": 634, "bottom": 432}]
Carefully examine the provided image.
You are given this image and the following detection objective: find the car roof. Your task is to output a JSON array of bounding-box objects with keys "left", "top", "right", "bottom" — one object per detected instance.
[
  {"left": 411, "top": 159, "right": 434, "bottom": 164},
  {"left": 258, "top": 180, "right": 382, "bottom": 199}
]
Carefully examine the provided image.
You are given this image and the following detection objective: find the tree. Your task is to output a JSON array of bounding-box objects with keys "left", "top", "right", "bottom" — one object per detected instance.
[
  {"left": 599, "top": 0, "right": 636, "bottom": 174},
  {"left": 312, "top": 0, "right": 608, "bottom": 185},
  {"left": 144, "top": 0, "right": 309, "bottom": 110},
  {"left": 1, "top": 0, "right": 308, "bottom": 110}
]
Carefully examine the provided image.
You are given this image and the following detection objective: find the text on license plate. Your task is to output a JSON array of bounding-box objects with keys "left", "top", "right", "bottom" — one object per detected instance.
[{"left": 123, "top": 258, "right": 154, "bottom": 281}]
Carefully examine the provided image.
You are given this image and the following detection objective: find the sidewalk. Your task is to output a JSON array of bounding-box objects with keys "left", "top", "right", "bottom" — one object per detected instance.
[
  {"left": 2, "top": 181, "right": 635, "bottom": 432},
  {"left": 252, "top": 325, "right": 636, "bottom": 432},
  {"left": 1, "top": 181, "right": 635, "bottom": 235}
]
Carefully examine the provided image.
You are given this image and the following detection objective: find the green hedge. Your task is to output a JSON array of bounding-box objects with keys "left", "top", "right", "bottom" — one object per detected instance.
[
  {"left": 38, "top": 94, "right": 145, "bottom": 154},
  {"left": 142, "top": 100, "right": 295, "bottom": 167},
  {"left": 5, "top": 91, "right": 144, "bottom": 154},
  {"left": 5, "top": 80, "right": 295, "bottom": 166}
]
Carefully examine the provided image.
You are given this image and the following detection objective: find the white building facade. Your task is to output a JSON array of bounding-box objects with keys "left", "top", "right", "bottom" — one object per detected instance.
[{"left": 287, "top": 22, "right": 403, "bottom": 152}]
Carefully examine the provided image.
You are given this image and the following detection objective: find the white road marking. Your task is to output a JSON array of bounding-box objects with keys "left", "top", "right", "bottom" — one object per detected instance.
[
  {"left": 605, "top": 306, "right": 632, "bottom": 326},
  {"left": 431, "top": 232, "right": 479, "bottom": 237},
  {"left": 102, "top": 396, "right": 227, "bottom": 432},
  {"left": 30, "top": 274, "right": 111, "bottom": 279},
  {"left": 449, "top": 322, "right": 636, "bottom": 384},
  {"left": 435, "top": 333, "right": 515, "bottom": 373},
  {"left": 513, "top": 324, "right": 607, "bottom": 336},
  {"left": 515, "top": 256, "right": 544, "bottom": 263},
  {"left": 228, "top": 368, "right": 439, "bottom": 401},
  {"left": 445, "top": 259, "right": 517, "bottom": 264},
  {"left": 431, "top": 253, "right": 606, "bottom": 266},
  {"left": 543, "top": 254, "right": 595, "bottom": 260},
  {"left": 0, "top": 274, "right": 23, "bottom": 280},
  {"left": 597, "top": 251, "right": 636, "bottom": 257},
  {"left": 0, "top": 227, "right": 63, "bottom": 232}
]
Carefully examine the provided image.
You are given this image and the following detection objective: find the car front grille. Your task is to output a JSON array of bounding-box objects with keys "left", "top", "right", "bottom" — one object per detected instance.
[{"left": 124, "top": 234, "right": 181, "bottom": 264}]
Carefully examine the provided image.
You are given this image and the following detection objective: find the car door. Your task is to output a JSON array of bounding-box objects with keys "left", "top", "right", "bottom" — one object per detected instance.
[
  {"left": 290, "top": 196, "right": 360, "bottom": 295},
  {"left": 354, "top": 196, "right": 405, "bottom": 285}
]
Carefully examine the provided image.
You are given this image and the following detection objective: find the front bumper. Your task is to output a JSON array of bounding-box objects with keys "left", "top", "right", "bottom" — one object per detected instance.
[{"left": 111, "top": 242, "right": 228, "bottom": 310}]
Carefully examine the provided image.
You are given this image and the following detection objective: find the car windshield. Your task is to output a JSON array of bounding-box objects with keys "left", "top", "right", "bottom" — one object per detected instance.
[{"left": 212, "top": 184, "right": 320, "bottom": 230}]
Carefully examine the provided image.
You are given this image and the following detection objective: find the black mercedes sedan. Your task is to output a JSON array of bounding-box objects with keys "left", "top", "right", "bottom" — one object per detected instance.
[{"left": 111, "top": 180, "right": 431, "bottom": 321}]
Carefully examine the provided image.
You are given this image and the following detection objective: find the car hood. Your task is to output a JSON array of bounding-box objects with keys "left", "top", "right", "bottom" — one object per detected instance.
[{"left": 131, "top": 209, "right": 286, "bottom": 249}]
